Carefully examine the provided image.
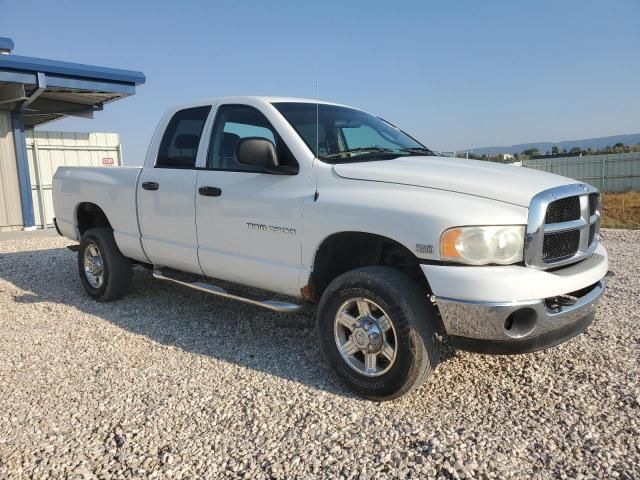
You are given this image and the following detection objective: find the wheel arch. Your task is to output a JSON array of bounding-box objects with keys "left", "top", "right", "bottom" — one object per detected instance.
[
  {"left": 75, "top": 202, "right": 112, "bottom": 237},
  {"left": 302, "top": 231, "right": 431, "bottom": 302}
]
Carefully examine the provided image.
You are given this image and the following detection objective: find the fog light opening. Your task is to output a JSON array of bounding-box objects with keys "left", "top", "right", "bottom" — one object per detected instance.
[
  {"left": 504, "top": 316, "right": 514, "bottom": 331},
  {"left": 504, "top": 308, "right": 537, "bottom": 338}
]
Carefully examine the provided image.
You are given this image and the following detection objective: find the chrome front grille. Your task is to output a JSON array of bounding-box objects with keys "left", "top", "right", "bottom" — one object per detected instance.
[
  {"left": 545, "top": 196, "right": 581, "bottom": 224},
  {"left": 524, "top": 184, "right": 601, "bottom": 269},
  {"left": 588, "top": 193, "right": 599, "bottom": 216},
  {"left": 542, "top": 229, "right": 580, "bottom": 260}
]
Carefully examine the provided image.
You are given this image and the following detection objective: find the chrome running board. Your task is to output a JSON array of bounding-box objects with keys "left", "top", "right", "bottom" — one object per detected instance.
[{"left": 152, "top": 269, "right": 308, "bottom": 314}]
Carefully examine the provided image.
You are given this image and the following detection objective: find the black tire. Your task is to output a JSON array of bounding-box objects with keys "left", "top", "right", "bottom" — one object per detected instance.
[
  {"left": 317, "top": 266, "right": 440, "bottom": 401},
  {"left": 77, "top": 227, "right": 132, "bottom": 302}
]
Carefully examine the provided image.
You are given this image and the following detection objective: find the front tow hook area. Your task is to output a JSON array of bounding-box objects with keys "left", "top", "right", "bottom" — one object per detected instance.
[{"left": 545, "top": 294, "right": 578, "bottom": 311}]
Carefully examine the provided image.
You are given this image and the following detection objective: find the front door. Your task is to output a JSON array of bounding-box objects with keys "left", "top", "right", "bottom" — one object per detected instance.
[
  {"left": 137, "top": 105, "right": 211, "bottom": 273},
  {"left": 195, "top": 104, "right": 307, "bottom": 296}
]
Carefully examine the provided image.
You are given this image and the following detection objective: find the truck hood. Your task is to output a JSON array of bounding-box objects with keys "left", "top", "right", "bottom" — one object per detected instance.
[{"left": 332, "top": 156, "right": 579, "bottom": 207}]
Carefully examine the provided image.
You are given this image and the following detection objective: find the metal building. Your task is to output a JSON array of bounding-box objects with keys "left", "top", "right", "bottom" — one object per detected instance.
[{"left": 0, "top": 37, "right": 144, "bottom": 231}]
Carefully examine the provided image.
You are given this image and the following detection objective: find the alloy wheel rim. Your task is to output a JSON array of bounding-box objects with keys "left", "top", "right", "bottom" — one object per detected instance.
[
  {"left": 83, "top": 243, "right": 104, "bottom": 289},
  {"left": 334, "top": 297, "right": 397, "bottom": 377}
]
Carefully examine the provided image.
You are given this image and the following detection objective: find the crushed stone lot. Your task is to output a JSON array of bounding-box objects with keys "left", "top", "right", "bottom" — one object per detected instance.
[{"left": 0, "top": 229, "right": 638, "bottom": 479}]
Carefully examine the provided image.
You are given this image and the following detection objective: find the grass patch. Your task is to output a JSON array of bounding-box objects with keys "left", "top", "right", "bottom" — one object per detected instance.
[{"left": 602, "top": 192, "right": 640, "bottom": 229}]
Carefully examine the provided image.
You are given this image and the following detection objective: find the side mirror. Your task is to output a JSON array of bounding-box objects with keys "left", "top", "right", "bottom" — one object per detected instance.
[{"left": 236, "top": 137, "right": 297, "bottom": 175}]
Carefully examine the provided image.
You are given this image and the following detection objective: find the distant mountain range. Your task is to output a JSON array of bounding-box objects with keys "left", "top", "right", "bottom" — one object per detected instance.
[{"left": 468, "top": 133, "right": 640, "bottom": 156}]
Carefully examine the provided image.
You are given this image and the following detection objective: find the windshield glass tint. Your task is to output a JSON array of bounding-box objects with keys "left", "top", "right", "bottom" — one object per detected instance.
[{"left": 273, "top": 102, "right": 431, "bottom": 162}]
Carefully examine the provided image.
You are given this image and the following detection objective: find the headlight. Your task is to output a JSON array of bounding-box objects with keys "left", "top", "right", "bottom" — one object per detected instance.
[{"left": 440, "top": 226, "right": 525, "bottom": 265}]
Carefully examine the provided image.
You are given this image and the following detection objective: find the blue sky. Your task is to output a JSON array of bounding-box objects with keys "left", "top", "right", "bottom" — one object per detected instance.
[{"left": 2, "top": 0, "right": 639, "bottom": 163}]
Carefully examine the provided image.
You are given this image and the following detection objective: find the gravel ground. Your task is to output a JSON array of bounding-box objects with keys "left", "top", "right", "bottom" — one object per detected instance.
[{"left": 0, "top": 229, "right": 638, "bottom": 479}]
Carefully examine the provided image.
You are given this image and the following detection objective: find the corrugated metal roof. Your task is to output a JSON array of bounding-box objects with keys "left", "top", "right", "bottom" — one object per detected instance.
[
  {"left": 0, "top": 39, "right": 145, "bottom": 126},
  {"left": 0, "top": 53, "right": 145, "bottom": 85}
]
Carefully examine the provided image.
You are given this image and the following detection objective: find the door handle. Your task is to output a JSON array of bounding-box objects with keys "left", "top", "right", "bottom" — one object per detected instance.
[
  {"left": 199, "top": 186, "right": 222, "bottom": 197},
  {"left": 142, "top": 181, "right": 159, "bottom": 191}
]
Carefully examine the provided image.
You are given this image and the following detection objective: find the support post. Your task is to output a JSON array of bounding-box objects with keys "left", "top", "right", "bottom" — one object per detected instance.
[
  {"left": 31, "top": 138, "right": 47, "bottom": 228},
  {"left": 10, "top": 110, "right": 36, "bottom": 230}
]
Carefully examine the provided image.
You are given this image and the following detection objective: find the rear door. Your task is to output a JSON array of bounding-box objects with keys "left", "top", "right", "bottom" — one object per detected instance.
[
  {"left": 137, "top": 105, "right": 211, "bottom": 273},
  {"left": 195, "top": 104, "right": 307, "bottom": 296}
]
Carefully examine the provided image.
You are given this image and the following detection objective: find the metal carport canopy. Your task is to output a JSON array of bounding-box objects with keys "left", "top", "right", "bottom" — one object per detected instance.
[
  {"left": 0, "top": 53, "right": 145, "bottom": 126},
  {"left": 0, "top": 40, "right": 145, "bottom": 230}
]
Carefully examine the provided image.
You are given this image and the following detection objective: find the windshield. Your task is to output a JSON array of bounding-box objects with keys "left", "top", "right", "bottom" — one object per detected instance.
[{"left": 272, "top": 102, "right": 434, "bottom": 163}]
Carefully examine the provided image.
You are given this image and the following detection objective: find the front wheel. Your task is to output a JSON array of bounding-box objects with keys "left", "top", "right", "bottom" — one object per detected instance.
[
  {"left": 317, "top": 266, "right": 440, "bottom": 401},
  {"left": 78, "top": 227, "right": 132, "bottom": 302}
]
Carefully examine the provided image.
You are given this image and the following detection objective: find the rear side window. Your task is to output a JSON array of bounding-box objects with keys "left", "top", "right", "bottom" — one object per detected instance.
[{"left": 156, "top": 106, "right": 211, "bottom": 168}]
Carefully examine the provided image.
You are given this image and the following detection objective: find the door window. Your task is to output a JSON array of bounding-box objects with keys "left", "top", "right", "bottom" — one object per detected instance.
[
  {"left": 156, "top": 106, "right": 211, "bottom": 168},
  {"left": 207, "top": 105, "right": 298, "bottom": 172}
]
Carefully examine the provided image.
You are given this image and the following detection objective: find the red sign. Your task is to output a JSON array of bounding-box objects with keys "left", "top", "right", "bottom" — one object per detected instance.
[{"left": 102, "top": 157, "right": 114, "bottom": 166}]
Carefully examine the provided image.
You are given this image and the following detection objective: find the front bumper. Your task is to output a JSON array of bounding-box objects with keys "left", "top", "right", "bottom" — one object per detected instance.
[
  {"left": 422, "top": 247, "right": 608, "bottom": 355},
  {"left": 437, "top": 279, "right": 605, "bottom": 354}
]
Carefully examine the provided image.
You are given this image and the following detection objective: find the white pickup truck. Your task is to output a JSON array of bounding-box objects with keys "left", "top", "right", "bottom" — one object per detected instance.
[{"left": 53, "top": 96, "right": 608, "bottom": 400}]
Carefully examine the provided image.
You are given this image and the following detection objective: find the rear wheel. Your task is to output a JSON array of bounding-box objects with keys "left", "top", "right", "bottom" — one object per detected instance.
[
  {"left": 78, "top": 227, "right": 132, "bottom": 302},
  {"left": 317, "top": 266, "right": 440, "bottom": 401}
]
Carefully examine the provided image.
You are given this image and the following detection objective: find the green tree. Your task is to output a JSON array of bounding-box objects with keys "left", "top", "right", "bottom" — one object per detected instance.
[
  {"left": 522, "top": 148, "right": 539, "bottom": 156},
  {"left": 552, "top": 146, "right": 559, "bottom": 155},
  {"left": 570, "top": 147, "right": 582, "bottom": 154}
]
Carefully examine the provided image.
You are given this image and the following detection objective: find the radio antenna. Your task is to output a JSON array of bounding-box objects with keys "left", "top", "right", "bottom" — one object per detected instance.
[
  {"left": 316, "top": 76, "right": 319, "bottom": 162},
  {"left": 313, "top": 60, "right": 320, "bottom": 201}
]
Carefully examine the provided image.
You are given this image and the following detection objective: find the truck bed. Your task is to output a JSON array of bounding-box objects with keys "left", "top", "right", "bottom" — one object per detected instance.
[{"left": 52, "top": 166, "right": 147, "bottom": 261}]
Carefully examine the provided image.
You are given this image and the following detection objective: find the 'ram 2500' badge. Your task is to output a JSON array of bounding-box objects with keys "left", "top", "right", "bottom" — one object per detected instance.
[{"left": 247, "top": 223, "right": 297, "bottom": 235}]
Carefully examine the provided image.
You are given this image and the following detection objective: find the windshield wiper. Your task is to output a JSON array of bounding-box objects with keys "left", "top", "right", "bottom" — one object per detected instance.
[
  {"left": 400, "top": 147, "right": 436, "bottom": 156},
  {"left": 321, "top": 147, "right": 395, "bottom": 160}
]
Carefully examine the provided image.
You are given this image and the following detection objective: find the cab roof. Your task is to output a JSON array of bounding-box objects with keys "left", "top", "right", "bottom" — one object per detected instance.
[{"left": 172, "top": 96, "right": 351, "bottom": 110}]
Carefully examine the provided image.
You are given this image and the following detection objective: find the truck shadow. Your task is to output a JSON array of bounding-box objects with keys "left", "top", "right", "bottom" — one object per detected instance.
[{"left": 2, "top": 246, "right": 457, "bottom": 399}]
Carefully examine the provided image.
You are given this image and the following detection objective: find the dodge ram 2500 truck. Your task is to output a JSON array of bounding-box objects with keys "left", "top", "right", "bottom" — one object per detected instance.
[{"left": 53, "top": 96, "right": 608, "bottom": 400}]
